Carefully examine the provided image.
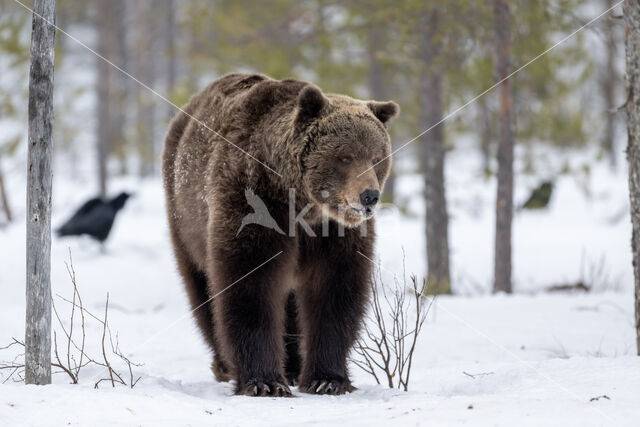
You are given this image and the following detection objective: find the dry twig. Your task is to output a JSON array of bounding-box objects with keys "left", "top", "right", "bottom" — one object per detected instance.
[
  {"left": 0, "top": 250, "right": 142, "bottom": 387},
  {"left": 351, "top": 262, "right": 433, "bottom": 391}
]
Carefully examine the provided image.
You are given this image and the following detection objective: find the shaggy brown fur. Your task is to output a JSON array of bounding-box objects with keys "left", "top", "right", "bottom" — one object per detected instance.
[{"left": 162, "top": 73, "right": 398, "bottom": 396}]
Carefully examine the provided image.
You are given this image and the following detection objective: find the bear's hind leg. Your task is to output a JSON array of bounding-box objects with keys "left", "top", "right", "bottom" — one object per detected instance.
[
  {"left": 185, "top": 268, "right": 234, "bottom": 382},
  {"left": 211, "top": 352, "right": 233, "bottom": 382},
  {"left": 170, "top": 240, "right": 233, "bottom": 381}
]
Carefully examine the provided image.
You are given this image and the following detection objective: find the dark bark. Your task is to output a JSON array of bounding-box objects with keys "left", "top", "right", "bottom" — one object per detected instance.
[
  {"left": 26, "top": 0, "right": 56, "bottom": 385},
  {"left": 623, "top": 0, "right": 640, "bottom": 356},
  {"left": 493, "top": 0, "right": 514, "bottom": 294},
  {"left": 602, "top": 0, "right": 618, "bottom": 169},
  {"left": 418, "top": 9, "right": 451, "bottom": 295}
]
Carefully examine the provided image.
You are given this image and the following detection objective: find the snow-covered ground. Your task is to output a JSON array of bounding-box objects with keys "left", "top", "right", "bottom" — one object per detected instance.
[{"left": 1, "top": 145, "right": 639, "bottom": 426}]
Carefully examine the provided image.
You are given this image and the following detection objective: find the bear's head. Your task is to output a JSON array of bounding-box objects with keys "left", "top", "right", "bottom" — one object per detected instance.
[{"left": 296, "top": 85, "right": 399, "bottom": 227}]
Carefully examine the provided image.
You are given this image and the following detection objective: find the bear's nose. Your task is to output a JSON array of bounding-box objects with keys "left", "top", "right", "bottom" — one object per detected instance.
[{"left": 359, "top": 189, "right": 380, "bottom": 207}]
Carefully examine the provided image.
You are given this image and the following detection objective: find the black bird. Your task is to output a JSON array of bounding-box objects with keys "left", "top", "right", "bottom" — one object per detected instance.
[
  {"left": 56, "top": 192, "right": 131, "bottom": 243},
  {"left": 521, "top": 181, "right": 553, "bottom": 210}
]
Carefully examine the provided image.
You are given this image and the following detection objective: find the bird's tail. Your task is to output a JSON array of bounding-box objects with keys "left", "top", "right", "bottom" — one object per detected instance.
[{"left": 55, "top": 226, "right": 68, "bottom": 237}]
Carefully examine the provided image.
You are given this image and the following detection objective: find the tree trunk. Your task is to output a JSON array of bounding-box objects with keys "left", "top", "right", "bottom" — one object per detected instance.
[
  {"left": 419, "top": 9, "right": 451, "bottom": 295},
  {"left": 602, "top": 0, "right": 618, "bottom": 169},
  {"left": 368, "top": 25, "right": 395, "bottom": 203},
  {"left": 623, "top": 0, "right": 640, "bottom": 356},
  {"left": 165, "top": 0, "right": 177, "bottom": 123},
  {"left": 493, "top": 0, "right": 514, "bottom": 294},
  {"left": 135, "top": 0, "right": 157, "bottom": 177},
  {"left": 95, "top": 0, "right": 111, "bottom": 199},
  {"left": 26, "top": 0, "right": 55, "bottom": 385},
  {"left": 94, "top": 0, "right": 128, "bottom": 190},
  {"left": 111, "top": 0, "right": 129, "bottom": 175}
]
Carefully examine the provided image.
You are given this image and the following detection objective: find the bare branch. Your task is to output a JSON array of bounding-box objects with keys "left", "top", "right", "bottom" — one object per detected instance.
[
  {"left": 2, "top": 250, "right": 141, "bottom": 388},
  {"left": 53, "top": 331, "right": 77, "bottom": 384},
  {"left": 0, "top": 338, "right": 24, "bottom": 351},
  {"left": 351, "top": 257, "right": 432, "bottom": 391},
  {"left": 101, "top": 293, "right": 115, "bottom": 388}
]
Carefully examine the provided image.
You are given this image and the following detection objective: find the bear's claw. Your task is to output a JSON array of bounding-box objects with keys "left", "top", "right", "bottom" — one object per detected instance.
[
  {"left": 300, "top": 378, "right": 355, "bottom": 395},
  {"left": 236, "top": 378, "right": 292, "bottom": 397}
]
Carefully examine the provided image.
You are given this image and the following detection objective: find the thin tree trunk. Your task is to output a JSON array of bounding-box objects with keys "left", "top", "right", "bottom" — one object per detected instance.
[
  {"left": 95, "top": 0, "right": 111, "bottom": 199},
  {"left": 135, "top": 1, "right": 157, "bottom": 177},
  {"left": 602, "top": 0, "right": 618, "bottom": 169},
  {"left": 623, "top": 0, "right": 640, "bottom": 356},
  {"left": 111, "top": 0, "right": 129, "bottom": 175},
  {"left": 26, "top": 0, "right": 55, "bottom": 385},
  {"left": 493, "top": 0, "right": 514, "bottom": 294},
  {"left": 165, "top": 0, "right": 177, "bottom": 122},
  {"left": 419, "top": 9, "right": 451, "bottom": 295},
  {"left": 185, "top": 1, "right": 198, "bottom": 96},
  {"left": 368, "top": 25, "right": 385, "bottom": 106},
  {"left": 0, "top": 167, "right": 12, "bottom": 222},
  {"left": 94, "top": 0, "right": 128, "bottom": 187}
]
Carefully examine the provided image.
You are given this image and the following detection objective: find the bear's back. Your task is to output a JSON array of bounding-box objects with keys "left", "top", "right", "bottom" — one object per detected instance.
[
  {"left": 212, "top": 73, "right": 269, "bottom": 96},
  {"left": 202, "top": 73, "right": 308, "bottom": 117}
]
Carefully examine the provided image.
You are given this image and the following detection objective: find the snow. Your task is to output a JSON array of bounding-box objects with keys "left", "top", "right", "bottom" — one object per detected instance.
[
  {"left": 2, "top": 355, "right": 638, "bottom": 426},
  {"left": 1, "top": 147, "right": 639, "bottom": 426},
  {"left": 378, "top": 142, "right": 633, "bottom": 294}
]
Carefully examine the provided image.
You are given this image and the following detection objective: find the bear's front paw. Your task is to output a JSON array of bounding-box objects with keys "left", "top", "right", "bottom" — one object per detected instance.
[
  {"left": 236, "top": 377, "right": 292, "bottom": 397},
  {"left": 300, "top": 378, "right": 355, "bottom": 395}
]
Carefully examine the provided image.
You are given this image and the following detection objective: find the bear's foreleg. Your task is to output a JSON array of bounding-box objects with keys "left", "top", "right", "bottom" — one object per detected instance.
[
  {"left": 209, "top": 230, "right": 295, "bottom": 397},
  {"left": 297, "top": 226, "right": 373, "bottom": 395}
]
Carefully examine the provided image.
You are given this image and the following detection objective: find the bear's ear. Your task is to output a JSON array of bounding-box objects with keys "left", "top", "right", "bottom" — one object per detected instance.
[
  {"left": 296, "top": 85, "right": 327, "bottom": 123},
  {"left": 368, "top": 101, "right": 399, "bottom": 124}
]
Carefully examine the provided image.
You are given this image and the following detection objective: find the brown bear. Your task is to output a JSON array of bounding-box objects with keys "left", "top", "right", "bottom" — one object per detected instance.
[{"left": 162, "top": 73, "right": 398, "bottom": 396}]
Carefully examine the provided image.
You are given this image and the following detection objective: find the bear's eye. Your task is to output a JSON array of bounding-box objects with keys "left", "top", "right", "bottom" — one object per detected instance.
[
  {"left": 340, "top": 156, "right": 353, "bottom": 164},
  {"left": 372, "top": 157, "right": 381, "bottom": 165}
]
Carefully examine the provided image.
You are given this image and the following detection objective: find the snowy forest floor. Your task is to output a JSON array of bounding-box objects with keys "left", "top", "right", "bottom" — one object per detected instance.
[{"left": 1, "top": 145, "right": 639, "bottom": 426}]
